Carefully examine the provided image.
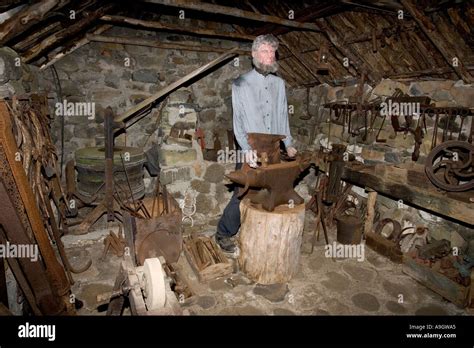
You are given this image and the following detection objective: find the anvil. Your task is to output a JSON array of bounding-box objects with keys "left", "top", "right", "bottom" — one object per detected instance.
[
  {"left": 227, "top": 159, "right": 312, "bottom": 212},
  {"left": 227, "top": 132, "right": 324, "bottom": 212}
]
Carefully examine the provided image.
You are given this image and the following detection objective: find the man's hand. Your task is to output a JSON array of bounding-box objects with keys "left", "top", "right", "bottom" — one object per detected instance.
[
  {"left": 245, "top": 150, "right": 258, "bottom": 168},
  {"left": 287, "top": 146, "right": 297, "bottom": 158}
]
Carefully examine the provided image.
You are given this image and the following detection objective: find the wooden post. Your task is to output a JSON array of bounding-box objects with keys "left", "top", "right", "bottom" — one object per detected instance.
[
  {"left": 238, "top": 199, "right": 305, "bottom": 284},
  {"left": 364, "top": 188, "right": 378, "bottom": 237}
]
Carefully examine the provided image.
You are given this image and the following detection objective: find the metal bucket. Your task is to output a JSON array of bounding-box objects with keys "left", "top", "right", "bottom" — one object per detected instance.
[{"left": 336, "top": 214, "right": 363, "bottom": 245}]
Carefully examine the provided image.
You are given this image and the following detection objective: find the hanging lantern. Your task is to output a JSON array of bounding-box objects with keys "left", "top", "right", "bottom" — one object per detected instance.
[{"left": 317, "top": 42, "right": 330, "bottom": 73}]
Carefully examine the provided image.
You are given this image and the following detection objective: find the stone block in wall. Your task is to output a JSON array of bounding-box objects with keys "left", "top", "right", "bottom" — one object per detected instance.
[
  {"left": 104, "top": 74, "right": 121, "bottom": 89},
  {"left": 199, "top": 108, "right": 216, "bottom": 123},
  {"left": 159, "top": 145, "right": 197, "bottom": 166},
  {"left": 168, "top": 89, "right": 193, "bottom": 104},
  {"left": 431, "top": 90, "right": 452, "bottom": 101},
  {"left": 345, "top": 84, "right": 373, "bottom": 102},
  {"left": 163, "top": 105, "right": 198, "bottom": 128},
  {"left": 159, "top": 166, "right": 192, "bottom": 185},
  {"left": 60, "top": 80, "right": 83, "bottom": 97},
  {"left": 433, "top": 100, "right": 457, "bottom": 107},
  {"left": 54, "top": 55, "right": 80, "bottom": 73},
  {"left": 0, "top": 81, "right": 21, "bottom": 98},
  {"left": 327, "top": 86, "right": 343, "bottom": 102},
  {"left": 0, "top": 47, "right": 22, "bottom": 83},
  {"left": 191, "top": 179, "right": 211, "bottom": 193},
  {"left": 450, "top": 82, "right": 474, "bottom": 107},
  {"left": 90, "top": 87, "right": 123, "bottom": 101},
  {"left": 372, "top": 79, "right": 408, "bottom": 97},
  {"left": 132, "top": 69, "right": 161, "bottom": 84},
  {"left": 73, "top": 124, "right": 97, "bottom": 138},
  {"left": 417, "top": 80, "right": 455, "bottom": 95},
  {"left": 203, "top": 163, "right": 225, "bottom": 183},
  {"left": 195, "top": 193, "right": 215, "bottom": 214}
]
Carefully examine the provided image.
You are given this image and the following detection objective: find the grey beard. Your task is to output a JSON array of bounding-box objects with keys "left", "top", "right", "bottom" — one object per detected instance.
[{"left": 253, "top": 57, "right": 278, "bottom": 74}]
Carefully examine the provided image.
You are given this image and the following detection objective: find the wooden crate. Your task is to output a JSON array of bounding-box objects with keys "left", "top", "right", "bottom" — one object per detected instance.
[
  {"left": 183, "top": 235, "right": 232, "bottom": 282},
  {"left": 402, "top": 256, "right": 471, "bottom": 308}
]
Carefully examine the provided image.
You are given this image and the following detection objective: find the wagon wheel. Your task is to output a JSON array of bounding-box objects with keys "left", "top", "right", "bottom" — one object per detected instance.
[{"left": 425, "top": 140, "right": 474, "bottom": 192}]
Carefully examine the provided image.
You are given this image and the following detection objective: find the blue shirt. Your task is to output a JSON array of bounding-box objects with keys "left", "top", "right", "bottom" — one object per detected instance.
[{"left": 232, "top": 68, "right": 293, "bottom": 151}]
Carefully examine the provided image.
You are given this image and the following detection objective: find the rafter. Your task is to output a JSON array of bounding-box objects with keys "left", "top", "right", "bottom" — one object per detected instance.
[
  {"left": 86, "top": 34, "right": 250, "bottom": 56},
  {"left": 140, "top": 0, "right": 322, "bottom": 32},
  {"left": 0, "top": 0, "right": 67, "bottom": 45},
  {"left": 401, "top": 0, "right": 472, "bottom": 82},
  {"left": 39, "top": 24, "right": 112, "bottom": 70},
  {"left": 22, "top": 3, "right": 113, "bottom": 63},
  {"left": 100, "top": 14, "right": 255, "bottom": 41}
]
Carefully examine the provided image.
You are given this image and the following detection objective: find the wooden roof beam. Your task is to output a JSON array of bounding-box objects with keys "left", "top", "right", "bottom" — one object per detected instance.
[
  {"left": 401, "top": 0, "right": 472, "bottom": 83},
  {"left": 100, "top": 14, "right": 255, "bottom": 41},
  {"left": 39, "top": 24, "right": 112, "bottom": 70},
  {"left": 86, "top": 34, "right": 250, "bottom": 56},
  {"left": 140, "top": 0, "right": 322, "bottom": 32},
  {"left": 22, "top": 3, "right": 114, "bottom": 63},
  {"left": 0, "top": 0, "right": 68, "bottom": 45}
]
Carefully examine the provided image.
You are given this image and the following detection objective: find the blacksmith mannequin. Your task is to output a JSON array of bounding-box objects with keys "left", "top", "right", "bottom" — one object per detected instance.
[{"left": 215, "top": 34, "right": 297, "bottom": 253}]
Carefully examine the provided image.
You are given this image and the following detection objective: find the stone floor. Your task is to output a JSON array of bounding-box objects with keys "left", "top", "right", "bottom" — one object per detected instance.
[{"left": 64, "top": 211, "right": 470, "bottom": 316}]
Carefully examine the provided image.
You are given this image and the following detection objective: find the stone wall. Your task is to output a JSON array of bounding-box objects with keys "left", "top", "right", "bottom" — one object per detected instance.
[
  {"left": 0, "top": 47, "right": 40, "bottom": 98},
  {"left": 33, "top": 26, "right": 253, "bottom": 223}
]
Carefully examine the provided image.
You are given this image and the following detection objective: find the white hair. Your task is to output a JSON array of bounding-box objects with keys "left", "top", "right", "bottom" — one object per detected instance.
[{"left": 252, "top": 34, "right": 279, "bottom": 52}]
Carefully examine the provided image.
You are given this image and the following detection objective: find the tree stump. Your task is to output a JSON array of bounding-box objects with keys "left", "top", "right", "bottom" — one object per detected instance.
[{"left": 238, "top": 198, "right": 305, "bottom": 284}]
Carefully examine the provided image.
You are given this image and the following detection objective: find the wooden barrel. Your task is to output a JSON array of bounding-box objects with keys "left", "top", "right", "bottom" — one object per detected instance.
[{"left": 238, "top": 198, "right": 305, "bottom": 284}]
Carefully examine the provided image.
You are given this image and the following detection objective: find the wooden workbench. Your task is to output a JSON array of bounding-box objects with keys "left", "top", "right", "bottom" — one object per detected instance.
[{"left": 340, "top": 162, "right": 474, "bottom": 227}]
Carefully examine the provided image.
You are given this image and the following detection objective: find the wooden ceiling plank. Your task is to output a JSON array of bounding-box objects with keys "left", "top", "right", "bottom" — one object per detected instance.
[
  {"left": 319, "top": 16, "right": 379, "bottom": 82},
  {"left": 401, "top": 0, "right": 472, "bottom": 83},
  {"left": 39, "top": 24, "right": 112, "bottom": 70},
  {"left": 12, "top": 21, "right": 62, "bottom": 52},
  {"left": 22, "top": 3, "right": 114, "bottom": 63},
  {"left": 0, "top": 0, "right": 65, "bottom": 45}
]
